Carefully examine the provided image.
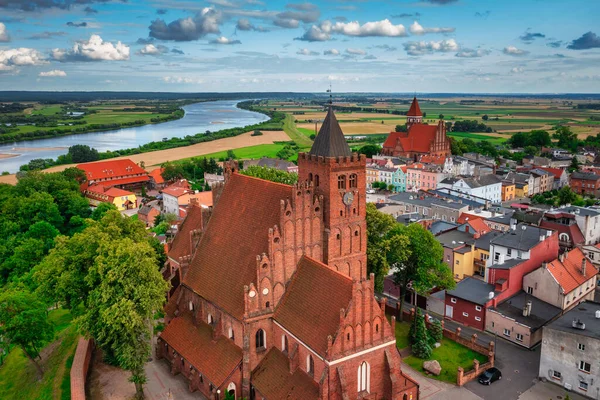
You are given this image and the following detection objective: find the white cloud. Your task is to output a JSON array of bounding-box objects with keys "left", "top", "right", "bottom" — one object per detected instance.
[
  {"left": 296, "top": 48, "right": 319, "bottom": 56},
  {"left": 52, "top": 35, "right": 130, "bottom": 62},
  {"left": 0, "top": 23, "right": 10, "bottom": 42},
  {"left": 0, "top": 48, "right": 47, "bottom": 71},
  {"left": 162, "top": 76, "right": 204, "bottom": 84},
  {"left": 210, "top": 36, "right": 241, "bottom": 45},
  {"left": 409, "top": 21, "right": 455, "bottom": 35},
  {"left": 149, "top": 8, "right": 223, "bottom": 41},
  {"left": 296, "top": 19, "right": 407, "bottom": 41},
  {"left": 503, "top": 46, "right": 529, "bottom": 56},
  {"left": 346, "top": 48, "right": 366, "bottom": 55},
  {"left": 511, "top": 67, "right": 524, "bottom": 73},
  {"left": 323, "top": 48, "right": 340, "bottom": 56},
  {"left": 455, "top": 48, "right": 491, "bottom": 58},
  {"left": 137, "top": 44, "right": 169, "bottom": 55},
  {"left": 39, "top": 70, "right": 67, "bottom": 77},
  {"left": 403, "top": 39, "right": 459, "bottom": 56}
]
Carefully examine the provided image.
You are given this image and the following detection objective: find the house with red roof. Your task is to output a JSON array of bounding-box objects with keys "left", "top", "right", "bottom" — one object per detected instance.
[
  {"left": 381, "top": 97, "right": 451, "bottom": 160},
  {"left": 148, "top": 168, "right": 166, "bottom": 190},
  {"left": 540, "top": 211, "right": 585, "bottom": 251},
  {"left": 156, "top": 106, "right": 419, "bottom": 400},
  {"left": 83, "top": 184, "right": 137, "bottom": 211},
  {"left": 77, "top": 158, "right": 149, "bottom": 193},
  {"left": 537, "top": 167, "right": 568, "bottom": 190}
]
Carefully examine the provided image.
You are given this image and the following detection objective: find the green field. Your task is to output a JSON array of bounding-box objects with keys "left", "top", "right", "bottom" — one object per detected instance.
[
  {"left": 447, "top": 131, "right": 507, "bottom": 144},
  {"left": 0, "top": 308, "right": 78, "bottom": 400}
]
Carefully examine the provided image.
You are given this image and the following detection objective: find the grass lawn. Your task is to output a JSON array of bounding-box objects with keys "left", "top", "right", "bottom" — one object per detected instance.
[
  {"left": 0, "top": 308, "right": 79, "bottom": 400},
  {"left": 189, "top": 143, "right": 288, "bottom": 161},
  {"left": 297, "top": 127, "right": 316, "bottom": 138},
  {"left": 404, "top": 338, "right": 488, "bottom": 384}
]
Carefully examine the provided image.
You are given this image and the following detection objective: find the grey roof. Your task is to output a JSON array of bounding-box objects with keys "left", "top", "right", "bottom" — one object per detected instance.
[
  {"left": 571, "top": 171, "right": 600, "bottom": 181},
  {"left": 388, "top": 192, "right": 467, "bottom": 210},
  {"left": 139, "top": 204, "right": 159, "bottom": 215},
  {"left": 490, "top": 223, "right": 553, "bottom": 251},
  {"left": 530, "top": 168, "right": 553, "bottom": 177},
  {"left": 447, "top": 277, "right": 497, "bottom": 305},
  {"left": 546, "top": 301, "right": 600, "bottom": 340},
  {"left": 308, "top": 106, "right": 352, "bottom": 158},
  {"left": 486, "top": 212, "right": 514, "bottom": 225},
  {"left": 505, "top": 171, "right": 530, "bottom": 184},
  {"left": 491, "top": 291, "right": 561, "bottom": 331},
  {"left": 396, "top": 212, "right": 423, "bottom": 224},
  {"left": 558, "top": 206, "right": 600, "bottom": 217},
  {"left": 430, "top": 221, "right": 459, "bottom": 235},
  {"left": 475, "top": 230, "right": 503, "bottom": 251},
  {"left": 488, "top": 258, "right": 525, "bottom": 270},
  {"left": 513, "top": 210, "right": 543, "bottom": 225},
  {"left": 427, "top": 189, "right": 484, "bottom": 208},
  {"left": 435, "top": 230, "right": 475, "bottom": 248},
  {"left": 441, "top": 174, "right": 501, "bottom": 189}
]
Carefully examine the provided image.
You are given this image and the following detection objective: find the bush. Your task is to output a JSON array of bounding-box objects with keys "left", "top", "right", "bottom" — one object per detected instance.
[
  {"left": 251, "top": 130, "right": 263, "bottom": 136},
  {"left": 429, "top": 319, "right": 443, "bottom": 343}
]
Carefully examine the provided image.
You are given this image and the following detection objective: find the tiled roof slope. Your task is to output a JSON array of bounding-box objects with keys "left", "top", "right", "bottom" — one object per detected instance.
[
  {"left": 309, "top": 106, "right": 352, "bottom": 158},
  {"left": 383, "top": 125, "right": 438, "bottom": 153},
  {"left": 407, "top": 96, "right": 422, "bottom": 116},
  {"left": 274, "top": 256, "right": 353, "bottom": 357},
  {"left": 77, "top": 159, "right": 146, "bottom": 180},
  {"left": 546, "top": 247, "right": 598, "bottom": 294},
  {"left": 148, "top": 168, "right": 165, "bottom": 184},
  {"left": 160, "top": 314, "right": 242, "bottom": 386},
  {"left": 183, "top": 173, "right": 292, "bottom": 319},
  {"left": 251, "top": 347, "right": 319, "bottom": 400},
  {"left": 168, "top": 204, "right": 204, "bottom": 262}
]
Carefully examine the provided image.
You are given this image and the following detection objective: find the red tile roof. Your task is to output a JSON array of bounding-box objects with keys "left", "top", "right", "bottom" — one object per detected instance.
[
  {"left": 457, "top": 214, "right": 483, "bottom": 225},
  {"left": 274, "top": 256, "right": 353, "bottom": 357},
  {"left": 419, "top": 155, "right": 445, "bottom": 165},
  {"left": 467, "top": 218, "right": 491, "bottom": 235},
  {"left": 540, "top": 220, "right": 585, "bottom": 247},
  {"left": 546, "top": 247, "right": 598, "bottom": 294},
  {"left": 251, "top": 348, "right": 319, "bottom": 400},
  {"left": 77, "top": 159, "right": 147, "bottom": 180},
  {"left": 86, "top": 184, "right": 134, "bottom": 201},
  {"left": 383, "top": 124, "right": 438, "bottom": 153},
  {"left": 538, "top": 167, "right": 565, "bottom": 180},
  {"left": 183, "top": 173, "right": 292, "bottom": 319},
  {"left": 149, "top": 168, "right": 165, "bottom": 184},
  {"left": 407, "top": 96, "right": 422, "bottom": 117},
  {"left": 159, "top": 314, "right": 242, "bottom": 386},
  {"left": 168, "top": 204, "right": 204, "bottom": 263},
  {"left": 162, "top": 186, "right": 194, "bottom": 197},
  {"left": 92, "top": 175, "right": 149, "bottom": 187}
]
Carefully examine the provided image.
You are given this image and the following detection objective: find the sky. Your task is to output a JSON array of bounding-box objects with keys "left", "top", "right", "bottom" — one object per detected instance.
[{"left": 0, "top": 0, "right": 599, "bottom": 93}]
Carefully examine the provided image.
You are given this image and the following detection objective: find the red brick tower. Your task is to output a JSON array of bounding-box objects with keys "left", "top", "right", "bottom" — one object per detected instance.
[
  {"left": 297, "top": 105, "right": 368, "bottom": 282},
  {"left": 406, "top": 96, "right": 423, "bottom": 128}
]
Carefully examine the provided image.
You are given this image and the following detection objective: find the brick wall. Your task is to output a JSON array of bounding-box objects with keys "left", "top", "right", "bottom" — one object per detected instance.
[
  {"left": 457, "top": 359, "right": 494, "bottom": 386},
  {"left": 70, "top": 338, "right": 94, "bottom": 400}
]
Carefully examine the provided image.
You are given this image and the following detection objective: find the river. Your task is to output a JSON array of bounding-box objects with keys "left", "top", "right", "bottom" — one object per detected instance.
[{"left": 0, "top": 100, "right": 269, "bottom": 173}]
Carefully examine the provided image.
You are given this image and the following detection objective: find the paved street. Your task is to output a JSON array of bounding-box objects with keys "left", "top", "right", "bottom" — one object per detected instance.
[
  {"left": 518, "top": 380, "right": 590, "bottom": 400},
  {"left": 401, "top": 362, "right": 483, "bottom": 400}
]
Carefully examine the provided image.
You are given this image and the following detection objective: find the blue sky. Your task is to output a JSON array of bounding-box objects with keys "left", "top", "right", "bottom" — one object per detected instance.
[{"left": 0, "top": 0, "right": 599, "bottom": 93}]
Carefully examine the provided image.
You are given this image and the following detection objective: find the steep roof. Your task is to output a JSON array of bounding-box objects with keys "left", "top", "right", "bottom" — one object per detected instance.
[
  {"left": 162, "top": 185, "right": 193, "bottom": 197},
  {"left": 383, "top": 124, "right": 438, "bottom": 153},
  {"left": 537, "top": 167, "right": 565, "bottom": 180},
  {"left": 308, "top": 106, "right": 352, "bottom": 158},
  {"left": 159, "top": 314, "right": 242, "bottom": 387},
  {"left": 251, "top": 348, "right": 319, "bottom": 400},
  {"left": 148, "top": 168, "right": 165, "bottom": 184},
  {"left": 168, "top": 204, "right": 204, "bottom": 262},
  {"left": 274, "top": 256, "right": 353, "bottom": 357},
  {"left": 545, "top": 247, "right": 598, "bottom": 294},
  {"left": 77, "top": 159, "right": 147, "bottom": 180},
  {"left": 407, "top": 96, "right": 422, "bottom": 117},
  {"left": 183, "top": 173, "right": 292, "bottom": 319}
]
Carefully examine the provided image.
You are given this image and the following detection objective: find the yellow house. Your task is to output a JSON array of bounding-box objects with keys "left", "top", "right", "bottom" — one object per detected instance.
[
  {"left": 501, "top": 181, "right": 516, "bottom": 202},
  {"left": 453, "top": 244, "right": 475, "bottom": 280},
  {"left": 366, "top": 164, "right": 381, "bottom": 188},
  {"left": 85, "top": 184, "right": 137, "bottom": 211},
  {"left": 515, "top": 182, "right": 529, "bottom": 198}
]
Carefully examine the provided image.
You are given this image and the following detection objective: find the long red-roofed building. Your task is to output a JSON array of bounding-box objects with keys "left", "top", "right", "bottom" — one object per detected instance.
[
  {"left": 382, "top": 97, "right": 451, "bottom": 160},
  {"left": 77, "top": 159, "right": 149, "bottom": 192},
  {"left": 157, "top": 106, "right": 419, "bottom": 399}
]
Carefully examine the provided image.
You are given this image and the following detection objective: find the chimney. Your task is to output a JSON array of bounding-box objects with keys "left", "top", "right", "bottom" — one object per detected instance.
[
  {"left": 522, "top": 304, "right": 529, "bottom": 317},
  {"left": 526, "top": 300, "right": 532, "bottom": 316},
  {"left": 582, "top": 258, "right": 587, "bottom": 276}
]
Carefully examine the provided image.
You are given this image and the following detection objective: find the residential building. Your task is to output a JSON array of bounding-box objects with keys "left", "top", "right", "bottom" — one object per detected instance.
[
  {"left": 438, "top": 175, "right": 502, "bottom": 203},
  {"left": 473, "top": 231, "right": 502, "bottom": 278},
  {"left": 501, "top": 181, "right": 516, "bottom": 202},
  {"left": 506, "top": 172, "right": 534, "bottom": 197},
  {"left": 462, "top": 153, "right": 496, "bottom": 167},
  {"left": 243, "top": 157, "right": 299, "bottom": 173},
  {"left": 445, "top": 277, "right": 496, "bottom": 330},
  {"left": 366, "top": 163, "right": 380, "bottom": 188},
  {"left": 157, "top": 106, "right": 419, "bottom": 399},
  {"left": 537, "top": 167, "right": 569, "bottom": 190},
  {"left": 138, "top": 204, "right": 160, "bottom": 227},
  {"left": 77, "top": 158, "right": 149, "bottom": 192},
  {"left": 557, "top": 206, "right": 600, "bottom": 245},
  {"left": 84, "top": 184, "right": 137, "bottom": 211},
  {"left": 530, "top": 168, "right": 555, "bottom": 194},
  {"left": 582, "top": 243, "right": 600, "bottom": 268},
  {"left": 406, "top": 164, "right": 448, "bottom": 192},
  {"left": 388, "top": 192, "right": 469, "bottom": 224},
  {"left": 484, "top": 213, "right": 513, "bottom": 232},
  {"left": 486, "top": 291, "right": 561, "bottom": 348},
  {"left": 457, "top": 217, "right": 492, "bottom": 238},
  {"left": 539, "top": 301, "right": 600, "bottom": 398},
  {"left": 522, "top": 248, "right": 597, "bottom": 311},
  {"left": 435, "top": 230, "right": 475, "bottom": 278},
  {"left": 540, "top": 211, "right": 585, "bottom": 251},
  {"left": 382, "top": 97, "right": 451, "bottom": 159},
  {"left": 570, "top": 171, "right": 600, "bottom": 198},
  {"left": 204, "top": 172, "right": 224, "bottom": 188},
  {"left": 148, "top": 168, "right": 166, "bottom": 190},
  {"left": 162, "top": 184, "right": 213, "bottom": 216},
  {"left": 392, "top": 166, "right": 407, "bottom": 193},
  {"left": 452, "top": 156, "right": 494, "bottom": 176}
]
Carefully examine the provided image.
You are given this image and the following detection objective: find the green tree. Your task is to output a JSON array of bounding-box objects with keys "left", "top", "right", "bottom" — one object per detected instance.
[
  {"left": 240, "top": 165, "right": 299, "bottom": 185},
  {"left": 0, "top": 289, "right": 54, "bottom": 379},
  {"left": 395, "top": 124, "right": 408, "bottom": 132},
  {"left": 411, "top": 308, "right": 432, "bottom": 359},
  {"left": 68, "top": 144, "right": 99, "bottom": 163},
  {"left": 226, "top": 149, "right": 237, "bottom": 160},
  {"left": 439, "top": 114, "right": 444, "bottom": 120},
  {"left": 91, "top": 202, "right": 118, "bottom": 221},
  {"left": 161, "top": 161, "right": 185, "bottom": 182},
  {"left": 569, "top": 156, "right": 580, "bottom": 173},
  {"left": 482, "top": 114, "right": 489, "bottom": 121},
  {"left": 358, "top": 144, "right": 381, "bottom": 158},
  {"left": 553, "top": 126, "right": 579, "bottom": 152},
  {"left": 524, "top": 146, "right": 538, "bottom": 156},
  {"left": 557, "top": 185, "right": 579, "bottom": 205},
  {"left": 429, "top": 319, "right": 443, "bottom": 343}
]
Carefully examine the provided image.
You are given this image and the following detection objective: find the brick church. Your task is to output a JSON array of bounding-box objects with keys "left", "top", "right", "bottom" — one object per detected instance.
[
  {"left": 157, "top": 106, "right": 419, "bottom": 399},
  {"left": 381, "top": 97, "right": 451, "bottom": 159}
]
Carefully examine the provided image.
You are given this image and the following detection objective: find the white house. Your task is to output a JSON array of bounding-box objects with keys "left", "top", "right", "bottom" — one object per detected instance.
[{"left": 437, "top": 174, "right": 502, "bottom": 203}]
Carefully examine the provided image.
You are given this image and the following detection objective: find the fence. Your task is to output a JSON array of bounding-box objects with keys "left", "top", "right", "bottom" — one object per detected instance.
[{"left": 70, "top": 338, "right": 94, "bottom": 400}]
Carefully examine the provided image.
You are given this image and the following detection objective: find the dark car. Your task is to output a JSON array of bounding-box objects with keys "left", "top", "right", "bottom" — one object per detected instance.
[{"left": 478, "top": 367, "right": 502, "bottom": 385}]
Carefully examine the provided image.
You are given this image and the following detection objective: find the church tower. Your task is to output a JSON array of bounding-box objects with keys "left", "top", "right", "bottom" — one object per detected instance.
[
  {"left": 297, "top": 105, "right": 367, "bottom": 282},
  {"left": 406, "top": 96, "right": 423, "bottom": 128}
]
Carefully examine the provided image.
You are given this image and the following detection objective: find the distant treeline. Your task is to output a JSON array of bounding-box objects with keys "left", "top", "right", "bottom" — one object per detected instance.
[
  {"left": 0, "top": 103, "right": 32, "bottom": 113},
  {"left": 577, "top": 104, "right": 600, "bottom": 110},
  {"left": 450, "top": 120, "right": 493, "bottom": 133}
]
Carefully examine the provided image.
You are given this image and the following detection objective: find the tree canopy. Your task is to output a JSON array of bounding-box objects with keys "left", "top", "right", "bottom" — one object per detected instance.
[{"left": 240, "top": 165, "right": 299, "bottom": 185}]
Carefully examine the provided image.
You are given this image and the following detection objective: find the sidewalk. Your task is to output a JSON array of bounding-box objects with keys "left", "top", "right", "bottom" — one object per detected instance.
[
  {"left": 518, "top": 380, "right": 589, "bottom": 400},
  {"left": 401, "top": 362, "right": 483, "bottom": 400}
]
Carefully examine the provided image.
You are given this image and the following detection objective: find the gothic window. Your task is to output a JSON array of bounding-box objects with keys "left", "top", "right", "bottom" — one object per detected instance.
[
  {"left": 228, "top": 327, "right": 234, "bottom": 340},
  {"left": 315, "top": 175, "right": 320, "bottom": 187},
  {"left": 349, "top": 174, "right": 358, "bottom": 188},
  {"left": 308, "top": 173, "right": 313, "bottom": 183},
  {"left": 255, "top": 329, "right": 266, "bottom": 349},
  {"left": 307, "top": 355, "right": 314, "bottom": 376},
  {"left": 338, "top": 175, "right": 346, "bottom": 190},
  {"left": 208, "top": 313, "right": 213, "bottom": 325},
  {"left": 227, "top": 382, "right": 236, "bottom": 398},
  {"left": 282, "top": 335, "right": 288, "bottom": 353},
  {"left": 358, "top": 361, "right": 370, "bottom": 393}
]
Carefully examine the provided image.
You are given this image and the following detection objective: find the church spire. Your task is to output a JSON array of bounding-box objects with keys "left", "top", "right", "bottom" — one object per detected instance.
[
  {"left": 308, "top": 104, "right": 352, "bottom": 158},
  {"left": 407, "top": 96, "right": 422, "bottom": 117}
]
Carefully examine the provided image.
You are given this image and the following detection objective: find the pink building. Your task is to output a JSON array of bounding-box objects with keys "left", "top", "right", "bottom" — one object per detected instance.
[{"left": 406, "top": 164, "right": 447, "bottom": 192}]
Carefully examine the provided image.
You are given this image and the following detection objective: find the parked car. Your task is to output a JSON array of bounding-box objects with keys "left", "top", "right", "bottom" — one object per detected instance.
[
  {"left": 478, "top": 367, "right": 502, "bottom": 385},
  {"left": 366, "top": 189, "right": 376, "bottom": 194}
]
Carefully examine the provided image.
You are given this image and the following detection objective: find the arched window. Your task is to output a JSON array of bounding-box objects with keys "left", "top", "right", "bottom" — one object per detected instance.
[
  {"left": 559, "top": 233, "right": 570, "bottom": 242},
  {"left": 228, "top": 326, "right": 234, "bottom": 340},
  {"left": 282, "top": 335, "right": 288, "bottom": 353},
  {"left": 315, "top": 175, "right": 320, "bottom": 187},
  {"left": 349, "top": 174, "right": 358, "bottom": 188},
  {"left": 208, "top": 313, "right": 213, "bottom": 325},
  {"left": 255, "top": 329, "right": 266, "bottom": 349},
  {"left": 308, "top": 173, "right": 313, "bottom": 183},
  {"left": 338, "top": 175, "right": 346, "bottom": 190},
  {"left": 358, "top": 361, "right": 370, "bottom": 393},
  {"left": 307, "top": 355, "right": 314, "bottom": 376},
  {"left": 227, "top": 382, "right": 236, "bottom": 398}
]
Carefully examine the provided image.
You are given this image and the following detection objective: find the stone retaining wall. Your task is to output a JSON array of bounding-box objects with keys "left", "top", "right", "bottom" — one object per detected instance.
[{"left": 71, "top": 338, "right": 94, "bottom": 400}]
